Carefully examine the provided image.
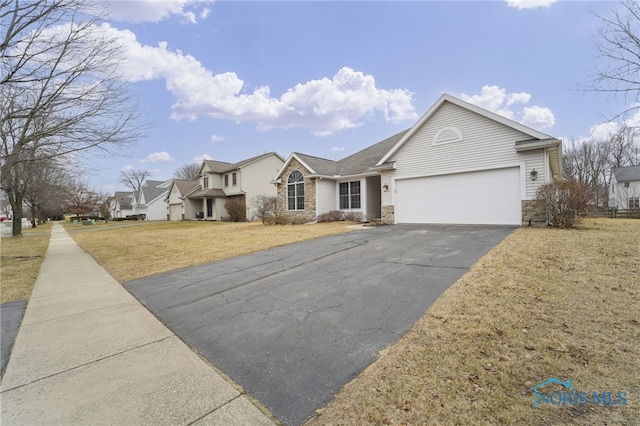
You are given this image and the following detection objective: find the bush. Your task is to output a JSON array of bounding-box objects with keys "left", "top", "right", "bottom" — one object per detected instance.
[
  {"left": 535, "top": 180, "right": 591, "bottom": 228},
  {"left": 343, "top": 212, "right": 364, "bottom": 222},
  {"left": 225, "top": 197, "right": 246, "bottom": 222},
  {"left": 317, "top": 210, "right": 344, "bottom": 222},
  {"left": 252, "top": 195, "right": 278, "bottom": 224},
  {"left": 317, "top": 210, "right": 365, "bottom": 223},
  {"left": 263, "top": 214, "right": 289, "bottom": 225}
]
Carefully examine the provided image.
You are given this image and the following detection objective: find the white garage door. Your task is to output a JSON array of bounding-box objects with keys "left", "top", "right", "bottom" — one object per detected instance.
[
  {"left": 169, "top": 204, "right": 182, "bottom": 221},
  {"left": 395, "top": 167, "right": 521, "bottom": 225}
]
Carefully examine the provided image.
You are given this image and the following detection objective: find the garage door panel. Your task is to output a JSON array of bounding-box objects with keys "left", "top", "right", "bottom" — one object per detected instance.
[{"left": 395, "top": 168, "right": 521, "bottom": 225}]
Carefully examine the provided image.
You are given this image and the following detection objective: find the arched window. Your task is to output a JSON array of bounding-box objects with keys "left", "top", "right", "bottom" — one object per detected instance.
[{"left": 287, "top": 170, "right": 305, "bottom": 210}]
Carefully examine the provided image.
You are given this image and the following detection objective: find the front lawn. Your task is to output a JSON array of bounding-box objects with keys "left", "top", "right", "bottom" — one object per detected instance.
[{"left": 68, "top": 221, "right": 358, "bottom": 283}]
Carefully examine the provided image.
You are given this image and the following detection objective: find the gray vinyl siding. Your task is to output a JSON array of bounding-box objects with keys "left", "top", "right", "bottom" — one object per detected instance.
[
  {"left": 316, "top": 179, "right": 336, "bottom": 216},
  {"left": 382, "top": 101, "right": 547, "bottom": 204}
]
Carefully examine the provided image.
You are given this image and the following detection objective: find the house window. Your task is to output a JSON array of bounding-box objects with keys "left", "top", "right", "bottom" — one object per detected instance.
[
  {"left": 339, "top": 181, "right": 361, "bottom": 209},
  {"left": 203, "top": 176, "right": 208, "bottom": 189},
  {"left": 287, "top": 170, "right": 304, "bottom": 210},
  {"left": 232, "top": 172, "right": 237, "bottom": 185},
  {"left": 629, "top": 197, "right": 640, "bottom": 209},
  {"left": 224, "top": 175, "right": 229, "bottom": 187},
  {"left": 624, "top": 181, "right": 630, "bottom": 188}
]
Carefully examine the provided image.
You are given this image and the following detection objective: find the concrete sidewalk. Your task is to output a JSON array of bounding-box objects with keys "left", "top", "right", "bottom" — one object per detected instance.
[{"left": 0, "top": 224, "right": 274, "bottom": 425}]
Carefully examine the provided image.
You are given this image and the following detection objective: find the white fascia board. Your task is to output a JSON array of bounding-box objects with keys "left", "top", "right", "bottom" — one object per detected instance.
[{"left": 515, "top": 138, "right": 561, "bottom": 152}]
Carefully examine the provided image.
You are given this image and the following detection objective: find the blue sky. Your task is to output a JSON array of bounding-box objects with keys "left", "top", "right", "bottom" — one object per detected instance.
[{"left": 89, "top": 0, "right": 628, "bottom": 192}]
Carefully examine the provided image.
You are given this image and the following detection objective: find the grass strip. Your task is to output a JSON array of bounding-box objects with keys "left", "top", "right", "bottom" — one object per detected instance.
[{"left": 0, "top": 223, "right": 52, "bottom": 303}]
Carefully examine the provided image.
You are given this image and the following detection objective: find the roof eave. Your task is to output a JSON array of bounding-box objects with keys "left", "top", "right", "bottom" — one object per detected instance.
[{"left": 515, "top": 138, "right": 561, "bottom": 152}]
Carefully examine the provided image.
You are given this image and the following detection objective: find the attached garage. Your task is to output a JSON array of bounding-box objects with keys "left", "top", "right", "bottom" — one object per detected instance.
[
  {"left": 169, "top": 204, "right": 182, "bottom": 221},
  {"left": 394, "top": 167, "right": 522, "bottom": 225}
]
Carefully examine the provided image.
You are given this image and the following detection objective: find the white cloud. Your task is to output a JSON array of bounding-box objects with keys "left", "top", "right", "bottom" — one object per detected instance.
[
  {"left": 102, "top": 0, "right": 214, "bottom": 24},
  {"left": 101, "top": 26, "right": 416, "bottom": 135},
  {"left": 193, "top": 153, "right": 212, "bottom": 163},
  {"left": 141, "top": 151, "right": 174, "bottom": 163},
  {"left": 522, "top": 106, "right": 555, "bottom": 129},
  {"left": 589, "top": 122, "right": 618, "bottom": 141},
  {"left": 506, "top": 0, "right": 558, "bottom": 10},
  {"left": 210, "top": 134, "right": 225, "bottom": 143},
  {"left": 459, "top": 85, "right": 555, "bottom": 129},
  {"left": 331, "top": 146, "right": 345, "bottom": 152},
  {"left": 121, "top": 164, "right": 135, "bottom": 172}
]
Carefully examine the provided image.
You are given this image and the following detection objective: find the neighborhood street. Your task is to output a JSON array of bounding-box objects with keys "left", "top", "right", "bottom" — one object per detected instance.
[{"left": 125, "top": 224, "right": 514, "bottom": 425}]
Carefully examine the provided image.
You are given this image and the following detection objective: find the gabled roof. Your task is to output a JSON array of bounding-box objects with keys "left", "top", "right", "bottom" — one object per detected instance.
[
  {"left": 612, "top": 165, "right": 640, "bottom": 181},
  {"left": 141, "top": 185, "right": 169, "bottom": 204},
  {"left": 337, "top": 130, "right": 409, "bottom": 175},
  {"left": 377, "top": 94, "right": 554, "bottom": 166},
  {"left": 144, "top": 180, "right": 165, "bottom": 188},
  {"left": 187, "top": 188, "right": 226, "bottom": 198},
  {"left": 170, "top": 179, "right": 199, "bottom": 197},
  {"left": 201, "top": 152, "right": 284, "bottom": 175},
  {"left": 275, "top": 130, "right": 409, "bottom": 180},
  {"left": 114, "top": 191, "right": 133, "bottom": 209}
]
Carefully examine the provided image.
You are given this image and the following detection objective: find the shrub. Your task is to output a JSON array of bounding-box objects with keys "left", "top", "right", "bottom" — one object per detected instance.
[
  {"left": 317, "top": 210, "right": 344, "bottom": 222},
  {"left": 535, "top": 180, "right": 591, "bottom": 228},
  {"left": 343, "top": 212, "right": 364, "bottom": 222},
  {"left": 264, "top": 214, "right": 289, "bottom": 225},
  {"left": 225, "top": 197, "right": 246, "bottom": 222},
  {"left": 251, "top": 195, "right": 278, "bottom": 224}
]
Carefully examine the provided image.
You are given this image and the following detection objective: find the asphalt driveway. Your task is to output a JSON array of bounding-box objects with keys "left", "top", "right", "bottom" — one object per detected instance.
[{"left": 125, "top": 224, "right": 514, "bottom": 425}]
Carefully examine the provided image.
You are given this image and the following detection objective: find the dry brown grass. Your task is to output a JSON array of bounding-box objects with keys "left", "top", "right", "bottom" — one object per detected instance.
[
  {"left": 306, "top": 218, "right": 639, "bottom": 425},
  {"left": 0, "top": 223, "right": 52, "bottom": 303},
  {"left": 68, "top": 221, "right": 358, "bottom": 283}
]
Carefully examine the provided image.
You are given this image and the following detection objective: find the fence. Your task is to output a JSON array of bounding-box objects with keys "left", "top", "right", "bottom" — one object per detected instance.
[{"left": 585, "top": 206, "right": 640, "bottom": 219}]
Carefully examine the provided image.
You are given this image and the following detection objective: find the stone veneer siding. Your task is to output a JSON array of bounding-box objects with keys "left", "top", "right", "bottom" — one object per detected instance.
[
  {"left": 521, "top": 199, "right": 546, "bottom": 227},
  {"left": 381, "top": 205, "right": 394, "bottom": 225},
  {"left": 277, "top": 159, "right": 317, "bottom": 222}
]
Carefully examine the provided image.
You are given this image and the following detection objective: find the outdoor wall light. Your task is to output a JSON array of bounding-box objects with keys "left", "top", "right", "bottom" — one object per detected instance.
[
  {"left": 530, "top": 169, "right": 538, "bottom": 181},
  {"left": 383, "top": 184, "right": 389, "bottom": 192}
]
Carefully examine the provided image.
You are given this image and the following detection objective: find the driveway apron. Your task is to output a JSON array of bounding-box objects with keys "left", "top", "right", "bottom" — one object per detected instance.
[{"left": 125, "top": 224, "right": 514, "bottom": 425}]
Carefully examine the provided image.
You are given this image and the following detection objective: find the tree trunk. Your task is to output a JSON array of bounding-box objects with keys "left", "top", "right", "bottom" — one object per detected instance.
[
  {"left": 10, "top": 196, "right": 23, "bottom": 237},
  {"left": 31, "top": 205, "right": 37, "bottom": 228}
]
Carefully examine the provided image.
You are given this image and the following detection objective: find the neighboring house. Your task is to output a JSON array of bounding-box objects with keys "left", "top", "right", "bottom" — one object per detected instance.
[
  {"left": 609, "top": 165, "right": 640, "bottom": 209},
  {"left": 166, "top": 179, "right": 199, "bottom": 221},
  {"left": 272, "top": 94, "right": 562, "bottom": 226},
  {"left": 132, "top": 180, "right": 172, "bottom": 221},
  {"left": 111, "top": 191, "right": 134, "bottom": 218},
  {"left": 167, "top": 152, "right": 285, "bottom": 221}
]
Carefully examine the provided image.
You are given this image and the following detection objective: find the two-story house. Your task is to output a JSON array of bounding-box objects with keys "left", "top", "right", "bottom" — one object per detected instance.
[
  {"left": 110, "top": 191, "right": 134, "bottom": 219},
  {"left": 609, "top": 165, "right": 640, "bottom": 210},
  {"left": 166, "top": 152, "right": 285, "bottom": 221}
]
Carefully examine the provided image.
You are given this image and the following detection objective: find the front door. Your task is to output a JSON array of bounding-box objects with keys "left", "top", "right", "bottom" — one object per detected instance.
[{"left": 206, "top": 198, "right": 213, "bottom": 218}]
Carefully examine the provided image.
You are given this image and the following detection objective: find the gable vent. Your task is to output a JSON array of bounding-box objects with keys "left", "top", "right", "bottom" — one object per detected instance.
[{"left": 433, "top": 126, "right": 463, "bottom": 146}]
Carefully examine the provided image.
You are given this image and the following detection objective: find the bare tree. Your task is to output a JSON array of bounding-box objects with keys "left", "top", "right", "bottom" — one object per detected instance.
[
  {"left": 589, "top": 0, "right": 640, "bottom": 118},
  {"left": 563, "top": 138, "right": 610, "bottom": 206},
  {"left": 607, "top": 125, "right": 640, "bottom": 167},
  {"left": 0, "top": 0, "right": 143, "bottom": 236},
  {"left": 173, "top": 163, "right": 201, "bottom": 180},
  {"left": 118, "top": 168, "right": 151, "bottom": 193},
  {"left": 23, "top": 155, "right": 70, "bottom": 227},
  {"left": 95, "top": 191, "right": 111, "bottom": 221}
]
